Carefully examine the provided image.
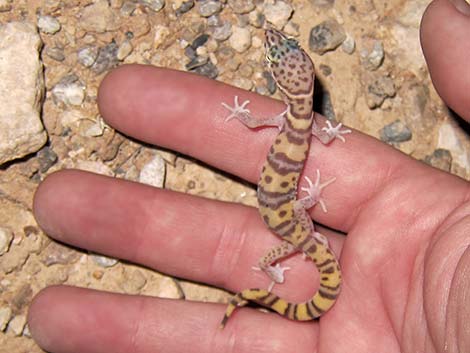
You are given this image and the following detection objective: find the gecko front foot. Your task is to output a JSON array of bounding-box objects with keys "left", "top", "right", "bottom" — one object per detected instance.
[
  {"left": 253, "top": 263, "right": 291, "bottom": 291},
  {"left": 221, "top": 96, "right": 251, "bottom": 122},
  {"left": 322, "top": 121, "right": 352, "bottom": 143},
  {"left": 299, "top": 169, "right": 336, "bottom": 212}
]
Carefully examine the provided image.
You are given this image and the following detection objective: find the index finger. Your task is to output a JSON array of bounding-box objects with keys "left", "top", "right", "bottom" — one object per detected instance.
[{"left": 97, "top": 65, "right": 424, "bottom": 231}]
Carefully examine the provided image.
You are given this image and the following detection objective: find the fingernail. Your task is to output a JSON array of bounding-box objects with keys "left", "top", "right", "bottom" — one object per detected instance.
[{"left": 449, "top": 0, "right": 470, "bottom": 16}]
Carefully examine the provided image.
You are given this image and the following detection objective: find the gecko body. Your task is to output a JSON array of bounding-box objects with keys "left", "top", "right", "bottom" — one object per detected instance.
[{"left": 220, "top": 29, "right": 348, "bottom": 327}]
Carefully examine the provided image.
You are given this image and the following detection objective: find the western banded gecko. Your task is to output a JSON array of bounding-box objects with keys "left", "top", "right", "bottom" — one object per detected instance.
[{"left": 220, "top": 29, "right": 350, "bottom": 327}]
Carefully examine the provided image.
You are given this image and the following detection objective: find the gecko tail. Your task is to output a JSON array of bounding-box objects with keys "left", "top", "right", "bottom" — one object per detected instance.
[{"left": 220, "top": 280, "right": 340, "bottom": 328}]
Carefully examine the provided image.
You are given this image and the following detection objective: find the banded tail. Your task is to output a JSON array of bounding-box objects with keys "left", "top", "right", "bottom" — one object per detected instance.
[{"left": 220, "top": 243, "right": 341, "bottom": 328}]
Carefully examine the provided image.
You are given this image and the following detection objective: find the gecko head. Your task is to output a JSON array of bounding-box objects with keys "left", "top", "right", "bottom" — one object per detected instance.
[{"left": 265, "top": 29, "right": 314, "bottom": 96}]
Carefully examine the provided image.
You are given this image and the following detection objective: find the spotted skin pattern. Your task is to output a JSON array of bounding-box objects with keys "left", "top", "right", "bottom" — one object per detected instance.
[{"left": 220, "top": 29, "right": 347, "bottom": 328}]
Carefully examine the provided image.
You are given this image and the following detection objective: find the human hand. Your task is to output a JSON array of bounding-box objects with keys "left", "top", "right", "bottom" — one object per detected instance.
[{"left": 28, "top": 1, "right": 470, "bottom": 352}]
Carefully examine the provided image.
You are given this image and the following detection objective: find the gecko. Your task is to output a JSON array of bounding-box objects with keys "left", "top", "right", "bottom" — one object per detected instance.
[{"left": 220, "top": 29, "right": 351, "bottom": 328}]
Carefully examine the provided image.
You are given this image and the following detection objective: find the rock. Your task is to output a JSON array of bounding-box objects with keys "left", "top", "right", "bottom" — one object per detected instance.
[
  {"left": 37, "top": 146, "right": 58, "bottom": 173},
  {"left": 341, "top": 33, "right": 355, "bottom": 54},
  {"left": 310, "top": 0, "right": 335, "bottom": 7},
  {"left": 77, "top": 45, "right": 99, "bottom": 67},
  {"left": 424, "top": 149, "right": 452, "bottom": 172},
  {"left": 189, "top": 60, "right": 218, "bottom": 79},
  {"left": 309, "top": 19, "right": 346, "bottom": 55},
  {"left": 52, "top": 74, "right": 86, "bottom": 106},
  {"left": 0, "top": 306, "right": 12, "bottom": 331},
  {"left": 248, "top": 10, "right": 265, "bottom": 28},
  {"left": 117, "top": 39, "right": 133, "bottom": 60},
  {"left": 264, "top": 1, "right": 293, "bottom": 29},
  {"left": 198, "top": 0, "right": 222, "bottom": 17},
  {"left": 212, "top": 22, "right": 231, "bottom": 41},
  {"left": 79, "top": 0, "right": 119, "bottom": 33},
  {"left": 437, "top": 122, "right": 470, "bottom": 171},
  {"left": 139, "top": 0, "right": 165, "bottom": 12},
  {"left": 37, "top": 15, "right": 61, "bottom": 34},
  {"left": 0, "top": 227, "right": 13, "bottom": 255},
  {"left": 175, "top": 0, "right": 194, "bottom": 15},
  {"left": 40, "top": 241, "right": 81, "bottom": 266},
  {"left": 119, "top": 268, "right": 147, "bottom": 294},
  {"left": 45, "top": 46, "right": 65, "bottom": 61},
  {"left": 227, "top": 0, "right": 255, "bottom": 14},
  {"left": 0, "top": 22, "right": 46, "bottom": 166},
  {"left": 364, "top": 74, "right": 395, "bottom": 109},
  {"left": 0, "top": 0, "right": 12, "bottom": 12},
  {"left": 7, "top": 314, "right": 26, "bottom": 336},
  {"left": 380, "top": 120, "right": 412, "bottom": 143},
  {"left": 360, "top": 40, "right": 384, "bottom": 71},
  {"left": 139, "top": 154, "right": 166, "bottom": 188},
  {"left": 229, "top": 26, "right": 251, "bottom": 53},
  {"left": 91, "top": 42, "right": 119, "bottom": 74},
  {"left": 90, "top": 254, "right": 118, "bottom": 268}
]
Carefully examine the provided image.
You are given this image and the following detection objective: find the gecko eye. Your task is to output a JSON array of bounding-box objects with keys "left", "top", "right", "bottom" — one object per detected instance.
[{"left": 266, "top": 45, "right": 280, "bottom": 63}]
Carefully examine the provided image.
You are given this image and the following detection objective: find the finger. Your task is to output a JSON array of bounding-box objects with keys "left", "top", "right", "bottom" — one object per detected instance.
[
  {"left": 421, "top": 0, "right": 470, "bottom": 121},
  {"left": 34, "top": 170, "right": 344, "bottom": 299},
  {"left": 28, "top": 286, "right": 317, "bottom": 353},
  {"left": 97, "top": 65, "right": 432, "bottom": 231}
]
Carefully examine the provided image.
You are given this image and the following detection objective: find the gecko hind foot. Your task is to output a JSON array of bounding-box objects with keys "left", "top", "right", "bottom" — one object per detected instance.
[
  {"left": 300, "top": 169, "right": 336, "bottom": 212},
  {"left": 322, "top": 121, "right": 352, "bottom": 143}
]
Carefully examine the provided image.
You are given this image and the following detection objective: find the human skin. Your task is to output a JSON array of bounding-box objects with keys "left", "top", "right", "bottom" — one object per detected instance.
[{"left": 28, "top": 0, "right": 470, "bottom": 352}]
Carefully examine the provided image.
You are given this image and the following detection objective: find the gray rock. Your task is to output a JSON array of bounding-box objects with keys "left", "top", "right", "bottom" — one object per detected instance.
[
  {"left": 424, "top": 149, "right": 452, "bottom": 172},
  {"left": 37, "top": 146, "right": 58, "bottom": 173},
  {"left": 198, "top": 0, "right": 222, "bottom": 17},
  {"left": 0, "top": 22, "right": 47, "bottom": 166},
  {"left": 365, "top": 75, "right": 396, "bottom": 109},
  {"left": 212, "top": 22, "right": 232, "bottom": 41},
  {"left": 45, "top": 46, "right": 65, "bottom": 61},
  {"left": 139, "top": 0, "right": 165, "bottom": 12},
  {"left": 309, "top": 19, "right": 346, "bottom": 55},
  {"left": 264, "top": 1, "right": 293, "bottom": 29},
  {"left": 190, "top": 60, "right": 218, "bottom": 79},
  {"left": 37, "top": 15, "right": 61, "bottom": 34},
  {"left": 175, "top": 0, "right": 194, "bottom": 15},
  {"left": 91, "top": 42, "right": 119, "bottom": 74},
  {"left": 380, "top": 120, "right": 412, "bottom": 143},
  {"left": 77, "top": 45, "right": 99, "bottom": 67}
]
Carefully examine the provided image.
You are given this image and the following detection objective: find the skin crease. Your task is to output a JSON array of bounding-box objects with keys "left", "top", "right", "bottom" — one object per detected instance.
[{"left": 27, "top": 1, "right": 470, "bottom": 352}]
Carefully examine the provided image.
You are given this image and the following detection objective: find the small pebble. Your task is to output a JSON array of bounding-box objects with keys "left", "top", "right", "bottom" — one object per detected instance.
[
  {"left": 8, "top": 315, "right": 26, "bottom": 336},
  {"left": 139, "top": 154, "right": 166, "bottom": 188},
  {"left": 227, "top": 0, "right": 255, "bottom": 14},
  {"left": 283, "top": 21, "right": 300, "bottom": 36},
  {"left": 229, "top": 26, "right": 251, "bottom": 53},
  {"left": 0, "top": 227, "right": 13, "bottom": 255},
  {"left": 175, "top": 0, "right": 194, "bottom": 15},
  {"left": 0, "top": 0, "right": 12, "bottom": 12},
  {"left": 319, "top": 64, "right": 332, "bottom": 76},
  {"left": 92, "top": 42, "right": 119, "bottom": 74},
  {"left": 309, "top": 19, "right": 346, "bottom": 55},
  {"left": 77, "top": 45, "right": 99, "bottom": 67},
  {"left": 186, "top": 55, "right": 209, "bottom": 70},
  {"left": 52, "top": 75, "right": 86, "bottom": 106},
  {"left": 121, "top": 1, "right": 136, "bottom": 16},
  {"left": 198, "top": 0, "right": 222, "bottom": 17},
  {"left": 191, "top": 61, "right": 218, "bottom": 78},
  {"left": 37, "top": 146, "right": 58, "bottom": 173},
  {"left": 45, "top": 46, "right": 65, "bottom": 61},
  {"left": 424, "top": 149, "right": 452, "bottom": 172},
  {"left": 380, "top": 120, "right": 412, "bottom": 143},
  {"left": 90, "top": 254, "right": 119, "bottom": 267},
  {"left": 341, "top": 33, "right": 355, "bottom": 54},
  {"left": 117, "top": 39, "right": 133, "bottom": 60},
  {"left": 212, "top": 22, "right": 232, "bottom": 41},
  {"left": 365, "top": 75, "right": 396, "bottom": 109},
  {"left": 248, "top": 10, "right": 265, "bottom": 28},
  {"left": 207, "top": 14, "right": 222, "bottom": 27},
  {"left": 191, "top": 34, "right": 209, "bottom": 49},
  {"left": 37, "top": 15, "right": 61, "bottom": 34},
  {"left": 0, "top": 307, "right": 12, "bottom": 331},
  {"left": 360, "top": 40, "right": 384, "bottom": 70},
  {"left": 139, "top": 0, "right": 165, "bottom": 12},
  {"left": 310, "top": 0, "right": 335, "bottom": 7},
  {"left": 264, "top": 1, "right": 293, "bottom": 29}
]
